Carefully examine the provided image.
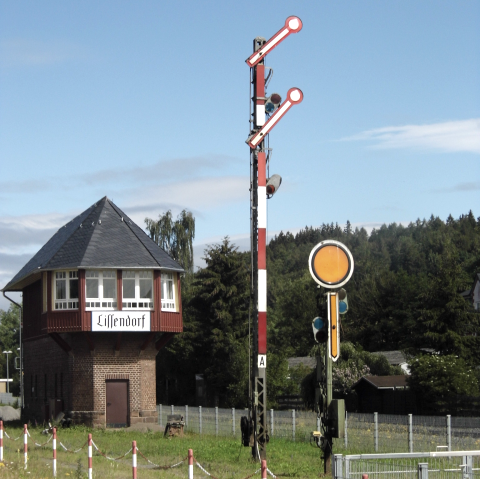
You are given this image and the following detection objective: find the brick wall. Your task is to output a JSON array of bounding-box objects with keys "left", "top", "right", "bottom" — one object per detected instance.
[{"left": 23, "top": 332, "right": 158, "bottom": 426}]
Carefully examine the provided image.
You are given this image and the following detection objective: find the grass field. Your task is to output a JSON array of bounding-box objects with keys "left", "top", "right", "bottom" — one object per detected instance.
[{"left": 0, "top": 421, "right": 329, "bottom": 478}]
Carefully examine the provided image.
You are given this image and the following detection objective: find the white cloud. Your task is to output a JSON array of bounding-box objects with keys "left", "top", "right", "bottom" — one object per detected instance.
[
  {"left": 0, "top": 39, "right": 81, "bottom": 67},
  {"left": 0, "top": 213, "right": 71, "bottom": 254},
  {"left": 121, "top": 175, "right": 248, "bottom": 226},
  {"left": 342, "top": 119, "right": 480, "bottom": 153}
]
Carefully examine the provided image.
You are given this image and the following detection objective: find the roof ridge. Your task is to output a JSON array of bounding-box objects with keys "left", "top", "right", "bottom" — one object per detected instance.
[
  {"left": 107, "top": 199, "right": 179, "bottom": 269},
  {"left": 49, "top": 198, "right": 105, "bottom": 268}
]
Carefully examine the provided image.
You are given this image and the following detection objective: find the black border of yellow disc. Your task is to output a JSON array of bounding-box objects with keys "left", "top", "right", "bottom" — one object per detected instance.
[{"left": 308, "top": 240, "right": 354, "bottom": 288}]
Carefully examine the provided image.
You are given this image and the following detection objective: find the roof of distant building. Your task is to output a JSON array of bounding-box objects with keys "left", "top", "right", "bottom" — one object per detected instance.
[
  {"left": 372, "top": 350, "right": 408, "bottom": 366},
  {"left": 3, "top": 196, "right": 184, "bottom": 292},
  {"left": 353, "top": 375, "right": 408, "bottom": 390},
  {"left": 287, "top": 357, "right": 316, "bottom": 369}
]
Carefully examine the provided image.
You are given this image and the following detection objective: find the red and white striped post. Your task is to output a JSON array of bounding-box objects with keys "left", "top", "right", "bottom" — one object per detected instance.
[
  {"left": 88, "top": 433, "right": 92, "bottom": 479},
  {"left": 188, "top": 448, "right": 193, "bottom": 479},
  {"left": 52, "top": 427, "right": 57, "bottom": 477},
  {"left": 132, "top": 440, "right": 137, "bottom": 479},
  {"left": 23, "top": 424, "right": 28, "bottom": 469},
  {"left": 261, "top": 459, "right": 267, "bottom": 479},
  {"left": 0, "top": 420, "right": 3, "bottom": 462}
]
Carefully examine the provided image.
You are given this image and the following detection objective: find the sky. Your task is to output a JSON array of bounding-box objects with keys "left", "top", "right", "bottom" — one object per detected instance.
[{"left": 1, "top": 0, "right": 479, "bottom": 310}]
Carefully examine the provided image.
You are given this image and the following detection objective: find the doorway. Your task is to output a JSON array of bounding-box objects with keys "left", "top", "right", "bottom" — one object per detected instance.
[{"left": 106, "top": 380, "right": 129, "bottom": 427}]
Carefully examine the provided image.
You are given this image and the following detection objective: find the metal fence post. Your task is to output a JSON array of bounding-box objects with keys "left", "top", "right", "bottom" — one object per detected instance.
[
  {"left": 408, "top": 414, "right": 413, "bottom": 453},
  {"left": 374, "top": 412, "right": 378, "bottom": 452},
  {"left": 317, "top": 416, "right": 321, "bottom": 434},
  {"left": 345, "top": 457, "right": 350, "bottom": 479},
  {"left": 333, "top": 454, "right": 343, "bottom": 479},
  {"left": 185, "top": 405, "right": 188, "bottom": 430},
  {"left": 446, "top": 415, "right": 451, "bottom": 452},
  {"left": 418, "top": 463, "right": 428, "bottom": 479},
  {"left": 215, "top": 407, "right": 218, "bottom": 436},
  {"left": 463, "top": 455, "right": 473, "bottom": 479},
  {"left": 159, "top": 404, "right": 162, "bottom": 427},
  {"left": 270, "top": 409, "right": 274, "bottom": 438},
  {"left": 344, "top": 411, "right": 348, "bottom": 448},
  {"left": 292, "top": 410, "right": 296, "bottom": 442},
  {"left": 171, "top": 404, "right": 174, "bottom": 415},
  {"left": 199, "top": 406, "right": 202, "bottom": 435},
  {"left": 232, "top": 408, "right": 235, "bottom": 436}
]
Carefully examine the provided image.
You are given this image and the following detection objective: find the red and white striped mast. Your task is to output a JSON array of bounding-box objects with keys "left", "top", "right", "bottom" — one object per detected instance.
[{"left": 246, "top": 16, "right": 303, "bottom": 460}]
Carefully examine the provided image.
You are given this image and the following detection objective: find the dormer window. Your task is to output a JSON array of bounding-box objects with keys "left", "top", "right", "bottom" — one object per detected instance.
[
  {"left": 161, "top": 273, "right": 176, "bottom": 311},
  {"left": 122, "top": 270, "right": 153, "bottom": 309},
  {"left": 85, "top": 270, "right": 117, "bottom": 309},
  {"left": 54, "top": 271, "right": 78, "bottom": 310}
]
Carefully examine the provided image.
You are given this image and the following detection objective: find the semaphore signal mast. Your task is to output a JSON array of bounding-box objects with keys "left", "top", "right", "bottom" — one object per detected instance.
[{"left": 240, "top": 16, "right": 303, "bottom": 461}]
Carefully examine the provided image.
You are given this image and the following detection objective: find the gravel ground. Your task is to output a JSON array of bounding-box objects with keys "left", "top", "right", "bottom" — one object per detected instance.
[{"left": 0, "top": 405, "right": 21, "bottom": 421}]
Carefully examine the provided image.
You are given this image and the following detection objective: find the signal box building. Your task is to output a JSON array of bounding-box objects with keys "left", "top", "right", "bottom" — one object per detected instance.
[{"left": 2, "top": 197, "right": 184, "bottom": 427}]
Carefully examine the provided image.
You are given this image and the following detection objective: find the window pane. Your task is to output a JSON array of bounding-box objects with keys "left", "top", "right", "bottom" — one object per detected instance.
[
  {"left": 123, "top": 270, "right": 135, "bottom": 279},
  {"left": 139, "top": 271, "right": 152, "bottom": 279},
  {"left": 103, "top": 278, "right": 116, "bottom": 299},
  {"left": 56, "top": 279, "right": 66, "bottom": 300},
  {"left": 167, "top": 281, "right": 173, "bottom": 300},
  {"left": 69, "top": 279, "right": 78, "bottom": 300},
  {"left": 103, "top": 271, "right": 116, "bottom": 278},
  {"left": 123, "top": 279, "right": 135, "bottom": 298},
  {"left": 86, "top": 278, "right": 99, "bottom": 298},
  {"left": 86, "top": 271, "right": 99, "bottom": 278},
  {"left": 140, "top": 279, "right": 152, "bottom": 299}
]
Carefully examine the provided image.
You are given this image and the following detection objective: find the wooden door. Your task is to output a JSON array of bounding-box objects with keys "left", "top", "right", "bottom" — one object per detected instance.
[{"left": 106, "top": 380, "right": 128, "bottom": 427}]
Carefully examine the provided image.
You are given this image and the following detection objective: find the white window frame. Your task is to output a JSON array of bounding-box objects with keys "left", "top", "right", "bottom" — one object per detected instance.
[
  {"left": 85, "top": 270, "right": 118, "bottom": 310},
  {"left": 161, "top": 272, "right": 176, "bottom": 312},
  {"left": 53, "top": 270, "right": 78, "bottom": 310},
  {"left": 122, "top": 270, "right": 154, "bottom": 310}
]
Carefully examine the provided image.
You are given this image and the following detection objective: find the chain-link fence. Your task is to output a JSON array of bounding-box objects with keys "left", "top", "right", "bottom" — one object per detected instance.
[{"left": 157, "top": 405, "right": 480, "bottom": 452}]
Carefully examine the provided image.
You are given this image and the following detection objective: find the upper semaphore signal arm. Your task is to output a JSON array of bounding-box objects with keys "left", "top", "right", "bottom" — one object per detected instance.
[{"left": 245, "top": 16, "right": 303, "bottom": 68}]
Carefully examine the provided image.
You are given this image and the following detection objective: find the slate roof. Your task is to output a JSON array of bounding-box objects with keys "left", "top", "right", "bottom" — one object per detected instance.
[
  {"left": 372, "top": 350, "right": 408, "bottom": 366},
  {"left": 353, "top": 375, "right": 408, "bottom": 390},
  {"left": 287, "top": 357, "right": 316, "bottom": 369},
  {"left": 3, "top": 197, "right": 184, "bottom": 292}
]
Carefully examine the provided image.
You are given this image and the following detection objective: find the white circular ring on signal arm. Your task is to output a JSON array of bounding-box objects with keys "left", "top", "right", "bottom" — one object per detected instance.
[
  {"left": 289, "top": 89, "right": 301, "bottom": 102},
  {"left": 285, "top": 16, "right": 303, "bottom": 32},
  {"left": 287, "top": 88, "right": 303, "bottom": 104},
  {"left": 288, "top": 18, "right": 300, "bottom": 30},
  {"left": 308, "top": 239, "right": 354, "bottom": 289}
]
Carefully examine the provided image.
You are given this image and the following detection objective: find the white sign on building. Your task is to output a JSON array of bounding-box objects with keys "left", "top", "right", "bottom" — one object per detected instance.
[{"left": 91, "top": 311, "right": 151, "bottom": 332}]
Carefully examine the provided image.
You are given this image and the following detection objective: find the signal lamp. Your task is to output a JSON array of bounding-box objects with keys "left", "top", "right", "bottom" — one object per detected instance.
[
  {"left": 312, "top": 316, "right": 328, "bottom": 343},
  {"left": 338, "top": 288, "right": 348, "bottom": 314},
  {"left": 266, "top": 174, "right": 282, "bottom": 197},
  {"left": 265, "top": 93, "right": 282, "bottom": 114}
]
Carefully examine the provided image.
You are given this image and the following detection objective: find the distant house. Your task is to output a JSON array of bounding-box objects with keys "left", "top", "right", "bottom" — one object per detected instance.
[
  {"left": 462, "top": 273, "right": 480, "bottom": 311},
  {"left": 287, "top": 357, "right": 316, "bottom": 370},
  {"left": 352, "top": 375, "right": 415, "bottom": 414},
  {"left": 372, "top": 350, "right": 410, "bottom": 374}
]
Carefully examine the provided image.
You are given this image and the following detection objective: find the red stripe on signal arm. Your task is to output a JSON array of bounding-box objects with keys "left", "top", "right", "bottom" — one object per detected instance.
[
  {"left": 258, "top": 151, "right": 266, "bottom": 186},
  {"left": 258, "top": 311, "right": 267, "bottom": 354},
  {"left": 258, "top": 229, "right": 266, "bottom": 269},
  {"left": 255, "top": 64, "right": 265, "bottom": 104}
]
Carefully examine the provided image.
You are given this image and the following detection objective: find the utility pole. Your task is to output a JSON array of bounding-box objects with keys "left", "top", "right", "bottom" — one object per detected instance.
[{"left": 244, "top": 17, "right": 303, "bottom": 461}]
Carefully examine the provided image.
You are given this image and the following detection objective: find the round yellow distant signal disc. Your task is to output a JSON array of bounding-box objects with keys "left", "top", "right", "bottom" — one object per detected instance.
[{"left": 308, "top": 240, "right": 354, "bottom": 288}]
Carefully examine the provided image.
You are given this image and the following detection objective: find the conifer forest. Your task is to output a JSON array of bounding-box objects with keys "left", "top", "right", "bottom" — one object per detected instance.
[{"left": 152, "top": 211, "right": 480, "bottom": 414}]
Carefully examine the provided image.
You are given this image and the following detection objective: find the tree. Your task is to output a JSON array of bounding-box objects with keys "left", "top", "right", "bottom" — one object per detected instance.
[
  {"left": 0, "top": 305, "right": 21, "bottom": 395},
  {"left": 416, "top": 240, "right": 480, "bottom": 362},
  {"left": 188, "top": 238, "right": 250, "bottom": 407},
  {"left": 407, "top": 354, "right": 479, "bottom": 414},
  {"left": 145, "top": 209, "right": 195, "bottom": 274}
]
